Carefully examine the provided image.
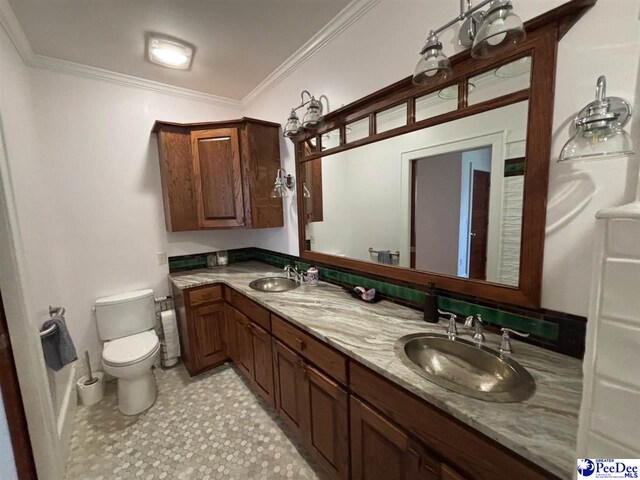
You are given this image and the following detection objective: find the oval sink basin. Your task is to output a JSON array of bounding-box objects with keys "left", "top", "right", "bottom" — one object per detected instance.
[
  {"left": 395, "top": 333, "right": 535, "bottom": 402},
  {"left": 249, "top": 277, "right": 300, "bottom": 293}
]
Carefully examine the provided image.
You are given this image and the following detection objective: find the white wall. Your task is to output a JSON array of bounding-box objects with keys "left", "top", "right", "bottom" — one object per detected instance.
[
  {"left": 0, "top": 21, "right": 67, "bottom": 479},
  {"left": 25, "top": 69, "right": 264, "bottom": 360},
  {"left": 246, "top": 0, "right": 640, "bottom": 317}
]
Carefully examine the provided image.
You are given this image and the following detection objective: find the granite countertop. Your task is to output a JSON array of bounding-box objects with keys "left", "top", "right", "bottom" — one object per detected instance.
[{"left": 169, "top": 261, "right": 583, "bottom": 479}]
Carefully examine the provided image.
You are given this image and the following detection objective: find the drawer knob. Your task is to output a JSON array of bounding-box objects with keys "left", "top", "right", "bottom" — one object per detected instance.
[{"left": 295, "top": 338, "right": 305, "bottom": 350}]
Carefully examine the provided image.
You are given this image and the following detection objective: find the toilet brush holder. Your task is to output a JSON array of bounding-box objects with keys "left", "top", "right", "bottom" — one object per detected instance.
[{"left": 77, "top": 372, "right": 104, "bottom": 406}]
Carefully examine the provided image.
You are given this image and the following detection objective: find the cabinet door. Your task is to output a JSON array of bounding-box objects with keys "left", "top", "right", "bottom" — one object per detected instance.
[
  {"left": 191, "top": 128, "right": 245, "bottom": 228},
  {"left": 233, "top": 309, "right": 254, "bottom": 379},
  {"left": 224, "top": 304, "right": 238, "bottom": 363},
  {"left": 192, "top": 303, "right": 227, "bottom": 370},
  {"left": 250, "top": 323, "right": 274, "bottom": 407},
  {"left": 306, "top": 366, "right": 349, "bottom": 480},
  {"left": 441, "top": 464, "right": 467, "bottom": 480},
  {"left": 273, "top": 340, "right": 309, "bottom": 434},
  {"left": 351, "top": 397, "right": 438, "bottom": 480}
]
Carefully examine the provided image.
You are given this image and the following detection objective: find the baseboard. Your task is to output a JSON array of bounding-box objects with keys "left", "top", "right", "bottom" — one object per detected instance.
[{"left": 56, "top": 362, "right": 77, "bottom": 476}]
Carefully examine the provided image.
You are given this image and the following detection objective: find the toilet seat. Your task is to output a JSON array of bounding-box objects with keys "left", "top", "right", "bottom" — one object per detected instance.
[{"left": 102, "top": 331, "right": 160, "bottom": 367}]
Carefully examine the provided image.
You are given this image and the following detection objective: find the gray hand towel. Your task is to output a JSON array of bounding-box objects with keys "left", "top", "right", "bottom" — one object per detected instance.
[
  {"left": 40, "top": 315, "right": 77, "bottom": 371},
  {"left": 377, "top": 250, "right": 393, "bottom": 265}
]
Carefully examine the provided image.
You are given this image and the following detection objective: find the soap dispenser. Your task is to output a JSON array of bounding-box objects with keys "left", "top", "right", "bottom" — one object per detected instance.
[{"left": 423, "top": 282, "right": 439, "bottom": 323}]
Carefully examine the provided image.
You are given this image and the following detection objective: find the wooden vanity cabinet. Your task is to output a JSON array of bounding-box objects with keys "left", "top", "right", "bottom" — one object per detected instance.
[
  {"left": 272, "top": 339, "right": 350, "bottom": 480},
  {"left": 173, "top": 284, "right": 557, "bottom": 479},
  {"left": 171, "top": 284, "right": 228, "bottom": 376},
  {"left": 225, "top": 303, "right": 275, "bottom": 407},
  {"left": 153, "top": 118, "right": 283, "bottom": 231},
  {"left": 351, "top": 397, "right": 440, "bottom": 480}
]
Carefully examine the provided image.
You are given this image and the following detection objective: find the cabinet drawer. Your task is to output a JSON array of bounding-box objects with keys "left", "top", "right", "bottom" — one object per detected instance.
[
  {"left": 226, "top": 288, "right": 270, "bottom": 330},
  {"left": 272, "top": 314, "right": 347, "bottom": 385},
  {"left": 188, "top": 285, "right": 222, "bottom": 306}
]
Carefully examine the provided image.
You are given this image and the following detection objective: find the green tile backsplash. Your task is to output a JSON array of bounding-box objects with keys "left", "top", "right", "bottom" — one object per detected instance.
[{"left": 170, "top": 247, "right": 584, "bottom": 357}]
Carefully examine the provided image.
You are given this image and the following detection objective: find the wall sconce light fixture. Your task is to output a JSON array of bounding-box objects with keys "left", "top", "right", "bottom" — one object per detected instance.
[
  {"left": 270, "top": 168, "right": 311, "bottom": 198},
  {"left": 413, "top": 0, "right": 525, "bottom": 86},
  {"left": 283, "top": 90, "right": 328, "bottom": 137},
  {"left": 559, "top": 76, "right": 635, "bottom": 162}
]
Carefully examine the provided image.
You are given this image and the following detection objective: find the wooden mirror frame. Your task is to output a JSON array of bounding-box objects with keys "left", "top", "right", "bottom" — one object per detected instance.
[{"left": 293, "top": 0, "right": 595, "bottom": 308}]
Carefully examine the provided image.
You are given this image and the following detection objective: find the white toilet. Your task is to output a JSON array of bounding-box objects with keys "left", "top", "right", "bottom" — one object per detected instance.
[{"left": 95, "top": 289, "right": 160, "bottom": 416}]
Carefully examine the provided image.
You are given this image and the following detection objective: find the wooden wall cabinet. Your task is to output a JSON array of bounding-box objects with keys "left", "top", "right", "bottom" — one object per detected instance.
[{"left": 153, "top": 118, "right": 284, "bottom": 231}]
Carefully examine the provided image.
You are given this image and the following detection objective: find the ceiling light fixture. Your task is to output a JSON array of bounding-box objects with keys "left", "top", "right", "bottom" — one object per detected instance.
[
  {"left": 559, "top": 76, "right": 635, "bottom": 163},
  {"left": 147, "top": 34, "right": 194, "bottom": 70},
  {"left": 283, "top": 90, "right": 328, "bottom": 138},
  {"left": 413, "top": 0, "right": 525, "bottom": 85}
]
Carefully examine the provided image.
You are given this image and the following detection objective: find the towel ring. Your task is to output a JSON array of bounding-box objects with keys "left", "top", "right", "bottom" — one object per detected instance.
[{"left": 40, "top": 306, "right": 66, "bottom": 337}]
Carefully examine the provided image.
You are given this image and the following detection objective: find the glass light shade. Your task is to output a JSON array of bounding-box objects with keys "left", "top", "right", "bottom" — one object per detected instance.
[
  {"left": 302, "top": 99, "right": 323, "bottom": 129},
  {"left": 147, "top": 35, "right": 194, "bottom": 70},
  {"left": 413, "top": 43, "right": 452, "bottom": 85},
  {"left": 270, "top": 182, "right": 289, "bottom": 198},
  {"left": 471, "top": 0, "right": 525, "bottom": 59},
  {"left": 559, "top": 124, "right": 636, "bottom": 162},
  {"left": 283, "top": 110, "right": 301, "bottom": 138}
]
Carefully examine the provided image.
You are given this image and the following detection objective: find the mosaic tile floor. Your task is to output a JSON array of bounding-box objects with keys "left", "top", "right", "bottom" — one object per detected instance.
[{"left": 65, "top": 363, "right": 326, "bottom": 480}]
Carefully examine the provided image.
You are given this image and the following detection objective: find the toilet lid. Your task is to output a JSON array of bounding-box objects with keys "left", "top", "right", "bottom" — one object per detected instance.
[{"left": 103, "top": 331, "right": 159, "bottom": 366}]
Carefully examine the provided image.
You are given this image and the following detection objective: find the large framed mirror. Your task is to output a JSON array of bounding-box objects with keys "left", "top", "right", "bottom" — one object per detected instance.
[{"left": 293, "top": 3, "right": 591, "bottom": 308}]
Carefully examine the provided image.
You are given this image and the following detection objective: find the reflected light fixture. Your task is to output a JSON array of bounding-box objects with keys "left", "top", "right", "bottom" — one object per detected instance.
[
  {"left": 559, "top": 76, "right": 635, "bottom": 163},
  {"left": 412, "top": 0, "right": 525, "bottom": 85},
  {"left": 270, "top": 168, "right": 308, "bottom": 198},
  {"left": 438, "top": 82, "right": 475, "bottom": 100},
  {"left": 147, "top": 34, "right": 194, "bottom": 70},
  {"left": 282, "top": 91, "right": 328, "bottom": 137}
]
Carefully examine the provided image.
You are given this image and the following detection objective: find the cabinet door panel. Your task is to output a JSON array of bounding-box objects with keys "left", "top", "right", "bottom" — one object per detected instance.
[
  {"left": 191, "top": 128, "right": 245, "bottom": 228},
  {"left": 251, "top": 323, "right": 274, "bottom": 407},
  {"left": 224, "top": 304, "right": 238, "bottom": 363},
  {"left": 351, "top": 397, "right": 425, "bottom": 480},
  {"left": 234, "top": 309, "right": 254, "bottom": 379},
  {"left": 306, "top": 366, "right": 349, "bottom": 480},
  {"left": 273, "top": 340, "right": 309, "bottom": 434},
  {"left": 192, "top": 303, "right": 227, "bottom": 370}
]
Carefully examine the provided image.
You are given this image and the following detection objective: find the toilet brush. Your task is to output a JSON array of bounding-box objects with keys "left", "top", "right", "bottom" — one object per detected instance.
[{"left": 83, "top": 351, "right": 98, "bottom": 386}]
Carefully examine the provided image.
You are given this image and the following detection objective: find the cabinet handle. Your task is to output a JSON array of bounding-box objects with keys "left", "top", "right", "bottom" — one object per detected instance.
[{"left": 294, "top": 337, "right": 305, "bottom": 351}]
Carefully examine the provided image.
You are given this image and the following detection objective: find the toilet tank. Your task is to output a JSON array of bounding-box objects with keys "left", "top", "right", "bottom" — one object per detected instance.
[{"left": 95, "top": 289, "right": 155, "bottom": 341}]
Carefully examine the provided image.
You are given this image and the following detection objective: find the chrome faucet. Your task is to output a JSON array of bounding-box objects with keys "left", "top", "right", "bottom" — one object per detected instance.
[
  {"left": 499, "top": 328, "right": 530, "bottom": 354},
  {"left": 283, "top": 264, "right": 304, "bottom": 283},
  {"left": 464, "top": 314, "right": 485, "bottom": 345},
  {"left": 438, "top": 309, "right": 458, "bottom": 339}
]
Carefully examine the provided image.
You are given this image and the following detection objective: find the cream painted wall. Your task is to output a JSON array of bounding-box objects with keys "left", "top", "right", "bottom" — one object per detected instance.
[
  {"left": 25, "top": 69, "right": 265, "bottom": 360},
  {"left": 245, "top": 0, "right": 640, "bottom": 317},
  {"left": 0, "top": 23, "right": 67, "bottom": 479}
]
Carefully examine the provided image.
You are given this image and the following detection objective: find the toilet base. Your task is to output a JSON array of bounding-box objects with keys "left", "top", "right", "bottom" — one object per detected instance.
[{"left": 117, "top": 370, "right": 157, "bottom": 415}]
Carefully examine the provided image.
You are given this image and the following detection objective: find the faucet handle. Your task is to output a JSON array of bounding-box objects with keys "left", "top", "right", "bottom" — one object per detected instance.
[
  {"left": 464, "top": 315, "right": 474, "bottom": 328},
  {"left": 500, "top": 328, "right": 530, "bottom": 354},
  {"left": 438, "top": 310, "right": 458, "bottom": 338}
]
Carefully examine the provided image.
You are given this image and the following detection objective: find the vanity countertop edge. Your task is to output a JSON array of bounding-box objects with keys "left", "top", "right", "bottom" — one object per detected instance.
[{"left": 169, "top": 261, "right": 583, "bottom": 479}]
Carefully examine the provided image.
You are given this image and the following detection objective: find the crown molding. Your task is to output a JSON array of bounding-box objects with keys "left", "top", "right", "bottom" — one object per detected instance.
[
  {"left": 241, "top": 0, "right": 383, "bottom": 107},
  {"left": 0, "top": 0, "right": 380, "bottom": 110},
  {"left": 25, "top": 54, "right": 243, "bottom": 109},
  {"left": 0, "top": 0, "right": 33, "bottom": 61}
]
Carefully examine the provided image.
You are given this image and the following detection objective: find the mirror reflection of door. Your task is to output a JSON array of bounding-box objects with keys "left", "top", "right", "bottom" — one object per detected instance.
[
  {"left": 410, "top": 146, "right": 492, "bottom": 281},
  {"left": 469, "top": 170, "right": 490, "bottom": 279}
]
